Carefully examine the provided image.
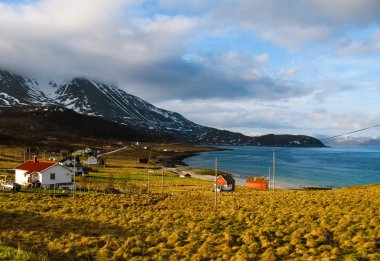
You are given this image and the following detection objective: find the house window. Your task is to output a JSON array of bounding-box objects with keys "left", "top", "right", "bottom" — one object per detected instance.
[{"left": 50, "top": 173, "right": 56, "bottom": 180}]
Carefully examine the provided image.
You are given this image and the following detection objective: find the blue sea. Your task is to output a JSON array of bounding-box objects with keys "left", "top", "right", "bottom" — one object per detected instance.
[{"left": 184, "top": 146, "right": 380, "bottom": 189}]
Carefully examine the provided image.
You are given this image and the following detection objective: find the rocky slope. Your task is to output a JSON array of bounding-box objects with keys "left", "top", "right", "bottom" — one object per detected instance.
[
  {"left": 0, "top": 105, "right": 165, "bottom": 146},
  {"left": 0, "top": 69, "right": 325, "bottom": 146}
]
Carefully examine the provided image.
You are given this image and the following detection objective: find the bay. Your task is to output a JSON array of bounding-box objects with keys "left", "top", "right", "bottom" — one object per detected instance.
[{"left": 184, "top": 146, "right": 380, "bottom": 189}]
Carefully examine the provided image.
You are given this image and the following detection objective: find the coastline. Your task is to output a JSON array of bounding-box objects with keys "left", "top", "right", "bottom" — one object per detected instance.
[
  {"left": 174, "top": 148, "right": 293, "bottom": 189},
  {"left": 178, "top": 145, "right": 380, "bottom": 190},
  {"left": 173, "top": 165, "right": 300, "bottom": 190},
  {"left": 175, "top": 147, "right": 299, "bottom": 189}
]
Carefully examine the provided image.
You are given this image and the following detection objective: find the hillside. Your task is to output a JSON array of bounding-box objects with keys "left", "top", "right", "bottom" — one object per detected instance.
[
  {"left": 0, "top": 69, "right": 325, "bottom": 147},
  {"left": 0, "top": 105, "right": 171, "bottom": 147},
  {"left": 254, "top": 134, "right": 325, "bottom": 147}
]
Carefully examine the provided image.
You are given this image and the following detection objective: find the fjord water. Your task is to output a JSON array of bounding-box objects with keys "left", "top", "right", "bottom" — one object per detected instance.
[{"left": 184, "top": 146, "right": 380, "bottom": 188}]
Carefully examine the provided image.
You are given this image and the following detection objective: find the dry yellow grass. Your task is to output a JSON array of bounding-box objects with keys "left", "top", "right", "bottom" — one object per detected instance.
[
  {"left": 0, "top": 145, "right": 379, "bottom": 260},
  {"left": 0, "top": 185, "right": 379, "bottom": 260}
]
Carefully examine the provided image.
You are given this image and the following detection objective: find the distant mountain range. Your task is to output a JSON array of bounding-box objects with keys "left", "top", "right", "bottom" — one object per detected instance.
[
  {"left": 324, "top": 136, "right": 380, "bottom": 146},
  {"left": 0, "top": 69, "right": 325, "bottom": 147}
]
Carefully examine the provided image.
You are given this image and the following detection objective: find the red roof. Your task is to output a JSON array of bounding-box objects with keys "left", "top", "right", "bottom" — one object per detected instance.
[
  {"left": 217, "top": 174, "right": 235, "bottom": 184},
  {"left": 15, "top": 160, "right": 56, "bottom": 174}
]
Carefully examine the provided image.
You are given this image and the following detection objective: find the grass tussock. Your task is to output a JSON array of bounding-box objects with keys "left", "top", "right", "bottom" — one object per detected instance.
[{"left": 0, "top": 145, "right": 379, "bottom": 260}]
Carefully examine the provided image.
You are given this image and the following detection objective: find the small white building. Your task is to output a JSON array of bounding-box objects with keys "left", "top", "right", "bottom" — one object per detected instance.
[
  {"left": 85, "top": 156, "right": 98, "bottom": 165},
  {"left": 15, "top": 157, "right": 74, "bottom": 190},
  {"left": 59, "top": 157, "right": 84, "bottom": 176}
]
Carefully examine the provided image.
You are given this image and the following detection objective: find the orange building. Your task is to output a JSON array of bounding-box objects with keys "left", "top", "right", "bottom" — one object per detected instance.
[
  {"left": 246, "top": 176, "right": 268, "bottom": 190},
  {"left": 216, "top": 174, "right": 235, "bottom": 191}
]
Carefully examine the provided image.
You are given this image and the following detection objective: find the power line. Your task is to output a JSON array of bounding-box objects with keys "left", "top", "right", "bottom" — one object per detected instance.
[
  {"left": 211, "top": 123, "right": 380, "bottom": 163},
  {"left": 320, "top": 123, "right": 380, "bottom": 141}
]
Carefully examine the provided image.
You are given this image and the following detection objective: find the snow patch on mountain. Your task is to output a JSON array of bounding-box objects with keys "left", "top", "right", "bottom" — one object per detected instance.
[{"left": 0, "top": 70, "right": 325, "bottom": 146}]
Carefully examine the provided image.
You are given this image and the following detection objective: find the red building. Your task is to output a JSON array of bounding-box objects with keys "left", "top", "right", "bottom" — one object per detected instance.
[
  {"left": 246, "top": 176, "right": 268, "bottom": 190},
  {"left": 216, "top": 174, "right": 235, "bottom": 191}
]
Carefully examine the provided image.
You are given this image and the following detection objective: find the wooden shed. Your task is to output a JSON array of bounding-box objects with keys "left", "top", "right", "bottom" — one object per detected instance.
[
  {"left": 246, "top": 176, "right": 268, "bottom": 190},
  {"left": 216, "top": 174, "right": 235, "bottom": 191},
  {"left": 138, "top": 158, "right": 149, "bottom": 164}
]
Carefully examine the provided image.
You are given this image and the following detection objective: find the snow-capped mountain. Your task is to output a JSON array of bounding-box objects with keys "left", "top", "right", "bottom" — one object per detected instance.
[
  {"left": 0, "top": 69, "right": 325, "bottom": 146},
  {"left": 0, "top": 70, "right": 53, "bottom": 106},
  {"left": 324, "top": 136, "right": 380, "bottom": 146},
  {"left": 54, "top": 78, "right": 198, "bottom": 129},
  {"left": 51, "top": 77, "right": 258, "bottom": 144}
]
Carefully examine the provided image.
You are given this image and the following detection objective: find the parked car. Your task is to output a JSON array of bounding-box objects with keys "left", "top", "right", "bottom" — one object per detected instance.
[{"left": 2, "top": 182, "right": 21, "bottom": 191}]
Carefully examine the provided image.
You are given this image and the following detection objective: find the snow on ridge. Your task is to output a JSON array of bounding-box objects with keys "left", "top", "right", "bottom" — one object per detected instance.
[
  {"left": 0, "top": 93, "right": 22, "bottom": 104},
  {"left": 0, "top": 98, "right": 10, "bottom": 105},
  {"left": 1, "top": 72, "right": 211, "bottom": 142}
]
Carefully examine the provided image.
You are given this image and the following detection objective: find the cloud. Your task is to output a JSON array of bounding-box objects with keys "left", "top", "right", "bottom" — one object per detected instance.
[
  {"left": 0, "top": 0, "right": 316, "bottom": 104},
  {"left": 206, "top": 0, "right": 380, "bottom": 49},
  {"left": 310, "top": 79, "right": 355, "bottom": 103},
  {"left": 155, "top": 98, "right": 302, "bottom": 131},
  {"left": 0, "top": 0, "right": 200, "bottom": 81},
  {"left": 0, "top": 0, "right": 379, "bottom": 138},
  {"left": 336, "top": 28, "right": 380, "bottom": 55},
  {"left": 309, "top": 110, "right": 380, "bottom": 130},
  {"left": 311, "top": 0, "right": 380, "bottom": 25},
  {"left": 123, "top": 53, "right": 311, "bottom": 102},
  {"left": 155, "top": 97, "right": 380, "bottom": 137}
]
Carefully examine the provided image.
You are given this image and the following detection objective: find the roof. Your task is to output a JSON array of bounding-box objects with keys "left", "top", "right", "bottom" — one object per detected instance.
[
  {"left": 59, "top": 157, "right": 82, "bottom": 164},
  {"left": 15, "top": 160, "right": 57, "bottom": 174},
  {"left": 218, "top": 174, "right": 235, "bottom": 184},
  {"left": 246, "top": 176, "right": 268, "bottom": 183}
]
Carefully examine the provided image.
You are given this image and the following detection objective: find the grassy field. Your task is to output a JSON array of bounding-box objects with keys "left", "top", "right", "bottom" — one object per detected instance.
[{"left": 0, "top": 145, "right": 379, "bottom": 260}]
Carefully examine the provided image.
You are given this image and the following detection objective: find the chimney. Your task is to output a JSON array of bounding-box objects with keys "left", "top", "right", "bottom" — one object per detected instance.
[{"left": 33, "top": 156, "right": 38, "bottom": 163}]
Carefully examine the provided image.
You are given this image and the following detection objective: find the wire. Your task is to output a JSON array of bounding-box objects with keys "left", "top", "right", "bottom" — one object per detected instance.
[
  {"left": 320, "top": 123, "right": 380, "bottom": 141},
  {"left": 209, "top": 123, "right": 380, "bottom": 163}
]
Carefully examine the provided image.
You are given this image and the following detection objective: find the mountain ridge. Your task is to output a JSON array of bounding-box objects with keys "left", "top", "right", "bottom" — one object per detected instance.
[
  {"left": 0, "top": 105, "right": 169, "bottom": 147},
  {"left": 0, "top": 69, "right": 325, "bottom": 147}
]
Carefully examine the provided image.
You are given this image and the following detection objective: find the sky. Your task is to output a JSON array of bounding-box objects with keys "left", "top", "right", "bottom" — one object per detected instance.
[{"left": 0, "top": 0, "right": 380, "bottom": 138}]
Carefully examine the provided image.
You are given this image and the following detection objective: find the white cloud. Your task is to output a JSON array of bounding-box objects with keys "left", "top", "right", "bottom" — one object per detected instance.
[
  {"left": 255, "top": 53, "right": 269, "bottom": 64},
  {"left": 155, "top": 96, "right": 380, "bottom": 137},
  {"left": 207, "top": 0, "right": 380, "bottom": 49},
  {"left": 283, "top": 67, "right": 297, "bottom": 77},
  {"left": 0, "top": 0, "right": 379, "bottom": 138},
  {"left": 0, "top": 0, "right": 200, "bottom": 81},
  {"left": 336, "top": 28, "right": 380, "bottom": 55}
]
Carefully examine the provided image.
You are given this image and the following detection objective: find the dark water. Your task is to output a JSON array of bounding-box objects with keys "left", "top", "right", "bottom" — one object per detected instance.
[{"left": 184, "top": 146, "right": 380, "bottom": 188}]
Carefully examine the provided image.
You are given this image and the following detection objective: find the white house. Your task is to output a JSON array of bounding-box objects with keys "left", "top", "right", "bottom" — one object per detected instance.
[
  {"left": 15, "top": 157, "right": 74, "bottom": 190},
  {"left": 85, "top": 148, "right": 92, "bottom": 154},
  {"left": 85, "top": 156, "right": 98, "bottom": 165},
  {"left": 59, "top": 157, "right": 84, "bottom": 176}
]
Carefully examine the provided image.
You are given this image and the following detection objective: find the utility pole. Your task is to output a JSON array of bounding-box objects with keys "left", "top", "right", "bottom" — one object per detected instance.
[
  {"left": 147, "top": 169, "right": 150, "bottom": 194},
  {"left": 214, "top": 158, "right": 218, "bottom": 208},
  {"left": 273, "top": 148, "right": 276, "bottom": 193},
  {"left": 161, "top": 169, "right": 164, "bottom": 194},
  {"left": 73, "top": 157, "right": 76, "bottom": 197},
  {"left": 148, "top": 148, "right": 152, "bottom": 164},
  {"left": 268, "top": 166, "right": 271, "bottom": 191}
]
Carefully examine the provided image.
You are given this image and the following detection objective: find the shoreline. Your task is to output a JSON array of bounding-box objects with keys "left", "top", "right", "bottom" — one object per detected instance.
[
  {"left": 174, "top": 165, "right": 305, "bottom": 190},
  {"left": 177, "top": 145, "right": 378, "bottom": 190},
  {"left": 175, "top": 148, "right": 302, "bottom": 190},
  {"left": 175, "top": 148, "right": 294, "bottom": 189}
]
